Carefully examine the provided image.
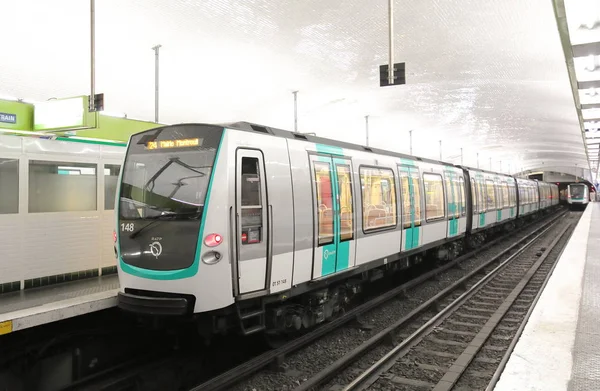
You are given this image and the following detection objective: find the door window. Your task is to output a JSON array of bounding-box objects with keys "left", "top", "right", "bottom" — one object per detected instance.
[
  {"left": 240, "top": 157, "right": 263, "bottom": 245},
  {"left": 336, "top": 164, "right": 354, "bottom": 241},
  {"left": 314, "top": 162, "right": 334, "bottom": 245}
]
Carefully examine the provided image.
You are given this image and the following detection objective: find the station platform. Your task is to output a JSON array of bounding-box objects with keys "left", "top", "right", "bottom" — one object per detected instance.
[
  {"left": 0, "top": 274, "right": 119, "bottom": 335},
  {"left": 492, "top": 202, "right": 600, "bottom": 391}
]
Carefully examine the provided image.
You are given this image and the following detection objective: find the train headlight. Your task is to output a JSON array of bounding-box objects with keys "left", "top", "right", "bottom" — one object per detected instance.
[{"left": 204, "top": 233, "right": 223, "bottom": 247}]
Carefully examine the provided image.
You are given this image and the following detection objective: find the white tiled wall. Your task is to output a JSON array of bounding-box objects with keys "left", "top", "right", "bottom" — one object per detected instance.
[{"left": 0, "top": 135, "right": 124, "bottom": 285}]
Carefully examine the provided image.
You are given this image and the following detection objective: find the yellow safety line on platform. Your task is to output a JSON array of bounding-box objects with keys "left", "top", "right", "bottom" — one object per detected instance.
[{"left": 0, "top": 320, "right": 13, "bottom": 335}]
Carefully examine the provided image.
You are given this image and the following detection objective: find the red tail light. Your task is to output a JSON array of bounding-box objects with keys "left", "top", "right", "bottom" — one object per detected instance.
[
  {"left": 204, "top": 233, "right": 223, "bottom": 247},
  {"left": 113, "top": 230, "right": 117, "bottom": 243}
]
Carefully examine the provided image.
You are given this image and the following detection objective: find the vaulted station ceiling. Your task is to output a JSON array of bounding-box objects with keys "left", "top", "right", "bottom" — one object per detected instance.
[{"left": 0, "top": 0, "right": 596, "bottom": 181}]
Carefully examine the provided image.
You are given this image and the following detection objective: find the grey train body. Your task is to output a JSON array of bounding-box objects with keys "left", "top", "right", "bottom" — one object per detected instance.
[{"left": 115, "top": 122, "right": 559, "bottom": 337}]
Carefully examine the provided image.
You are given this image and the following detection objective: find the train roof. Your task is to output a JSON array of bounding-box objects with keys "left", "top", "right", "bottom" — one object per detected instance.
[
  {"left": 222, "top": 121, "right": 457, "bottom": 168},
  {"left": 222, "top": 121, "right": 537, "bottom": 180},
  {"left": 150, "top": 121, "right": 557, "bottom": 186}
]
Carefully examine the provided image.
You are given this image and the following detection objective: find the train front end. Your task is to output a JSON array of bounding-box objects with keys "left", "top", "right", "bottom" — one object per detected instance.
[
  {"left": 114, "top": 124, "right": 234, "bottom": 317},
  {"left": 567, "top": 183, "right": 589, "bottom": 210}
]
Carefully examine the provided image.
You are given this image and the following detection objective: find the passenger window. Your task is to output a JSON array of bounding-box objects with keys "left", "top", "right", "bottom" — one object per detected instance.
[
  {"left": 29, "top": 160, "right": 97, "bottom": 213},
  {"left": 508, "top": 182, "right": 516, "bottom": 207},
  {"left": 240, "top": 157, "right": 263, "bottom": 245},
  {"left": 360, "top": 166, "right": 397, "bottom": 231},
  {"left": 314, "top": 162, "right": 334, "bottom": 245},
  {"left": 336, "top": 165, "right": 354, "bottom": 241},
  {"left": 478, "top": 179, "right": 486, "bottom": 213},
  {"left": 0, "top": 158, "right": 19, "bottom": 214},
  {"left": 502, "top": 182, "right": 509, "bottom": 208},
  {"left": 485, "top": 179, "right": 496, "bottom": 210},
  {"left": 424, "top": 173, "right": 445, "bottom": 221},
  {"left": 529, "top": 187, "right": 533, "bottom": 203},
  {"left": 412, "top": 172, "right": 423, "bottom": 226},
  {"left": 519, "top": 185, "right": 524, "bottom": 204},
  {"left": 104, "top": 164, "right": 121, "bottom": 210}
]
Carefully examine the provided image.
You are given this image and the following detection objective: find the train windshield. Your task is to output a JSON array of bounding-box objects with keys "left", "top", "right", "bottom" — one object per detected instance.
[
  {"left": 117, "top": 124, "right": 224, "bottom": 271},
  {"left": 119, "top": 125, "right": 223, "bottom": 220},
  {"left": 570, "top": 185, "right": 585, "bottom": 199}
]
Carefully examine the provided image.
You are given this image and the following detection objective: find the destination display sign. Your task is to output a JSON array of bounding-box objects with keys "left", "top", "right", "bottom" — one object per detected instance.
[{"left": 146, "top": 138, "right": 202, "bottom": 150}]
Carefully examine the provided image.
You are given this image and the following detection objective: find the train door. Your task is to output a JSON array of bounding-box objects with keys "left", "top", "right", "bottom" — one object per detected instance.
[
  {"left": 309, "top": 154, "right": 356, "bottom": 279},
  {"left": 399, "top": 165, "right": 422, "bottom": 250},
  {"left": 235, "top": 149, "right": 269, "bottom": 295},
  {"left": 477, "top": 177, "right": 487, "bottom": 227},
  {"left": 470, "top": 177, "right": 479, "bottom": 230},
  {"left": 444, "top": 171, "right": 459, "bottom": 238}
]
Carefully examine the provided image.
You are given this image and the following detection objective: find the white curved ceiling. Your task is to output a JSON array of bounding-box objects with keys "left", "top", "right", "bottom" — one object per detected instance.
[{"left": 0, "top": 0, "right": 595, "bottom": 179}]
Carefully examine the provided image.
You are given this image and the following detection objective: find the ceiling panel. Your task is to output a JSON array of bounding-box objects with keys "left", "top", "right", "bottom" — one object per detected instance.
[{"left": 0, "top": 0, "right": 589, "bottom": 174}]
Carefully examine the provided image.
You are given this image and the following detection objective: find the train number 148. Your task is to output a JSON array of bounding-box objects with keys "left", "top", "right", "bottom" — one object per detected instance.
[{"left": 121, "top": 223, "right": 135, "bottom": 232}]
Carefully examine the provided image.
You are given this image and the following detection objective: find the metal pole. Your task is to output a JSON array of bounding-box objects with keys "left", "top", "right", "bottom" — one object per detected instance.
[
  {"left": 439, "top": 140, "right": 442, "bottom": 160},
  {"left": 460, "top": 147, "right": 463, "bottom": 165},
  {"left": 365, "top": 115, "right": 370, "bottom": 146},
  {"left": 477, "top": 152, "right": 479, "bottom": 168},
  {"left": 409, "top": 130, "right": 413, "bottom": 155},
  {"left": 89, "top": 0, "right": 95, "bottom": 111},
  {"left": 152, "top": 44, "right": 162, "bottom": 123},
  {"left": 388, "top": 0, "right": 394, "bottom": 85},
  {"left": 293, "top": 91, "right": 298, "bottom": 132}
]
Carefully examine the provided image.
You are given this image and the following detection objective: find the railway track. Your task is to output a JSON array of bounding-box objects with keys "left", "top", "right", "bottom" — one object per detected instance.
[
  {"left": 190, "top": 208, "right": 569, "bottom": 391},
  {"left": 296, "top": 211, "right": 577, "bottom": 391}
]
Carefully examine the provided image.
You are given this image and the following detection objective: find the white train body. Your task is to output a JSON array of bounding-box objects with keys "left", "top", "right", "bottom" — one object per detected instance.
[{"left": 114, "top": 122, "right": 559, "bottom": 336}]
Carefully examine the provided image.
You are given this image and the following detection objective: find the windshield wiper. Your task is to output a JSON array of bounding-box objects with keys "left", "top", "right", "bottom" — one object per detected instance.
[{"left": 128, "top": 211, "right": 201, "bottom": 238}]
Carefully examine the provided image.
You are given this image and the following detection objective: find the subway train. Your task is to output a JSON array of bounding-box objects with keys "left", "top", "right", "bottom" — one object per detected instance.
[
  {"left": 567, "top": 183, "right": 589, "bottom": 210},
  {"left": 0, "top": 134, "right": 125, "bottom": 293},
  {"left": 114, "top": 122, "right": 559, "bottom": 338}
]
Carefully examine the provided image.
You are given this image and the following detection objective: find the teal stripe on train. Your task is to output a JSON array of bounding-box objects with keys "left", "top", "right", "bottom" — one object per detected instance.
[{"left": 316, "top": 143, "right": 344, "bottom": 156}]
